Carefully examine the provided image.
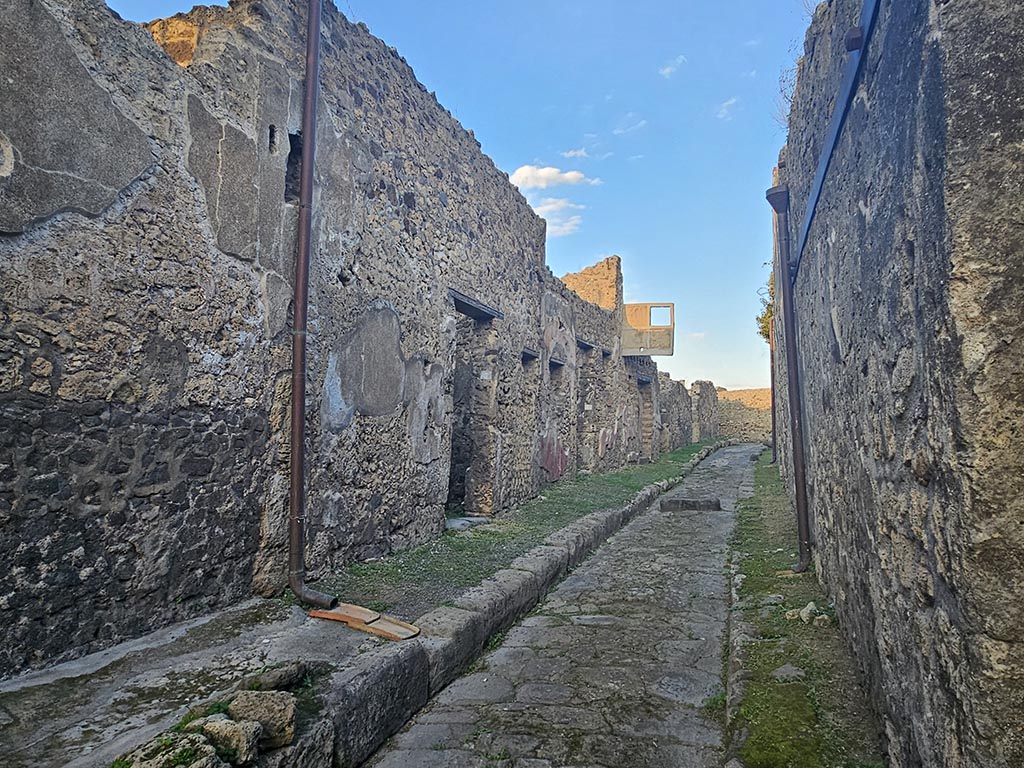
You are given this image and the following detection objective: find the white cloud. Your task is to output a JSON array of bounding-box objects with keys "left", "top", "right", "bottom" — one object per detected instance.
[
  {"left": 510, "top": 165, "right": 601, "bottom": 190},
  {"left": 596, "top": 151, "right": 615, "bottom": 160},
  {"left": 629, "top": 154, "right": 644, "bottom": 161},
  {"left": 548, "top": 216, "right": 583, "bottom": 237},
  {"left": 659, "top": 54, "right": 688, "bottom": 78},
  {"left": 613, "top": 113, "right": 648, "bottom": 135},
  {"left": 562, "top": 147, "right": 589, "bottom": 159},
  {"left": 743, "top": 38, "right": 761, "bottom": 47},
  {"left": 532, "top": 197, "right": 584, "bottom": 218},
  {"left": 741, "top": 69, "right": 758, "bottom": 79},
  {"left": 716, "top": 97, "right": 740, "bottom": 120},
  {"left": 687, "top": 332, "right": 707, "bottom": 341},
  {"left": 532, "top": 197, "right": 585, "bottom": 238}
]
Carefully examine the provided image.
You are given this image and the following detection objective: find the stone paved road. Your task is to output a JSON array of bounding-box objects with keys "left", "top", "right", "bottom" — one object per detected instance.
[{"left": 368, "top": 444, "right": 761, "bottom": 768}]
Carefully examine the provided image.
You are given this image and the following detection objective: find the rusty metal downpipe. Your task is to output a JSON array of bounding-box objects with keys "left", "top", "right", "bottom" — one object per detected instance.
[
  {"left": 766, "top": 183, "right": 812, "bottom": 573},
  {"left": 288, "top": 0, "right": 337, "bottom": 609},
  {"left": 769, "top": 330, "right": 777, "bottom": 464}
]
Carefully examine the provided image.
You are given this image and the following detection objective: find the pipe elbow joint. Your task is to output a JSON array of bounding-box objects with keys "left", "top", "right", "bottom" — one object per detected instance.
[{"left": 288, "top": 572, "right": 338, "bottom": 609}]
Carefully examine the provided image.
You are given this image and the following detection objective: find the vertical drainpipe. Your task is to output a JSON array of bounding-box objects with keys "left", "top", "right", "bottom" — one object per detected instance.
[
  {"left": 769, "top": 329, "right": 777, "bottom": 464},
  {"left": 288, "top": 0, "right": 338, "bottom": 609},
  {"left": 766, "top": 183, "right": 812, "bottom": 573}
]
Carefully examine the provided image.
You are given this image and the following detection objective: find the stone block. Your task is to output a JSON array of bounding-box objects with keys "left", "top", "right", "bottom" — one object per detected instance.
[
  {"left": 258, "top": 717, "right": 335, "bottom": 768},
  {"left": 325, "top": 641, "right": 430, "bottom": 768},
  {"left": 454, "top": 569, "right": 541, "bottom": 638},
  {"left": 414, "top": 606, "right": 489, "bottom": 695},
  {"left": 228, "top": 690, "right": 296, "bottom": 749},
  {"left": 543, "top": 525, "right": 590, "bottom": 568},
  {"left": 508, "top": 545, "right": 569, "bottom": 594},
  {"left": 202, "top": 717, "right": 262, "bottom": 764}
]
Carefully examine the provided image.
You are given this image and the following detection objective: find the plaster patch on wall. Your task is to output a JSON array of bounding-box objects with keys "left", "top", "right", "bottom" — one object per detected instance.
[
  {"left": 336, "top": 303, "right": 406, "bottom": 417},
  {"left": 322, "top": 352, "right": 355, "bottom": 432},
  {"left": 0, "top": 132, "right": 13, "bottom": 178}
]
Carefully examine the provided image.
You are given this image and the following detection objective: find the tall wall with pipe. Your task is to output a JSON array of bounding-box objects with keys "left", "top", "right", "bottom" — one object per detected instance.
[
  {"left": 0, "top": 0, "right": 715, "bottom": 677},
  {"left": 771, "top": 1, "right": 1024, "bottom": 766}
]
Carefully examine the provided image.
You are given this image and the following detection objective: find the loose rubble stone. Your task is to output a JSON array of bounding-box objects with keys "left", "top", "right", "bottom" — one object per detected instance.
[
  {"left": 798, "top": 602, "right": 817, "bottom": 624},
  {"left": 228, "top": 691, "right": 296, "bottom": 749},
  {"left": 119, "top": 732, "right": 226, "bottom": 768},
  {"left": 184, "top": 713, "right": 230, "bottom": 734},
  {"left": 770, "top": 664, "right": 807, "bottom": 682},
  {"left": 202, "top": 718, "right": 262, "bottom": 764}
]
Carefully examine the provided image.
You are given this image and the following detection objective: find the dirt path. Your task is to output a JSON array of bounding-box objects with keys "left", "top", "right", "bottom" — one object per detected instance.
[{"left": 367, "top": 444, "right": 761, "bottom": 768}]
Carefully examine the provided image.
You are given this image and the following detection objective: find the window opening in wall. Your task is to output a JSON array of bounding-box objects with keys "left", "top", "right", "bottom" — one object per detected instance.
[
  {"left": 285, "top": 132, "right": 303, "bottom": 202},
  {"left": 269, "top": 124, "right": 279, "bottom": 154},
  {"left": 649, "top": 305, "right": 673, "bottom": 327}
]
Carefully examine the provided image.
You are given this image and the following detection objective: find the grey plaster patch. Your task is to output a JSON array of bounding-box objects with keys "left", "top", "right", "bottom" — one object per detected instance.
[
  {"left": 0, "top": 0, "right": 151, "bottom": 232},
  {"left": 336, "top": 303, "right": 406, "bottom": 417},
  {"left": 322, "top": 352, "right": 356, "bottom": 432}
]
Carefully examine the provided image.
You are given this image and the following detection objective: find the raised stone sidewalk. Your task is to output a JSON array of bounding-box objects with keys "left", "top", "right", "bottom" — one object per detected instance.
[{"left": 367, "top": 444, "right": 760, "bottom": 767}]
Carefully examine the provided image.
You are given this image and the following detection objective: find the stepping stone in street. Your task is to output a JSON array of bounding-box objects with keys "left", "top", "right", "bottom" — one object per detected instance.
[{"left": 660, "top": 496, "right": 722, "bottom": 511}]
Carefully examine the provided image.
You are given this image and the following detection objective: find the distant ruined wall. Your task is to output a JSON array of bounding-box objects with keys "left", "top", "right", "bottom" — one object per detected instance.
[
  {"left": 773, "top": 2, "right": 1024, "bottom": 767},
  {"left": 689, "top": 380, "right": 718, "bottom": 442},
  {"left": 658, "top": 373, "right": 693, "bottom": 454},
  {"left": 717, "top": 388, "right": 771, "bottom": 443},
  {"left": 0, "top": 0, "right": 709, "bottom": 676}
]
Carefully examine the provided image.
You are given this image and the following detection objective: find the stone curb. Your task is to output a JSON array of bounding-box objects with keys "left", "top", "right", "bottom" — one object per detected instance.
[
  {"left": 724, "top": 555, "right": 753, "bottom": 768},
  {"left": 723, "top": 442, "right": 762, "bottom": 768},
  {"left": 327, "top": 439, "right": 732, "bottom": 767}
]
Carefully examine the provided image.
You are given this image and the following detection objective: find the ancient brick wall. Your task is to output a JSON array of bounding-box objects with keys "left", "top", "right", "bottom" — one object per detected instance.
[
  {"left": 773, "top": 2, "right": 1024, "bottom": 766},
  {"left": 0, "top": 0, "right": 717, "bottom": 676}
]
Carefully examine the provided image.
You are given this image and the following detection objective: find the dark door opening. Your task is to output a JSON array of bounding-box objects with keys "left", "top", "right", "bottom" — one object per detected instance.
[{"left": 446, "top": 306, "right": 499, "bottom": 515}]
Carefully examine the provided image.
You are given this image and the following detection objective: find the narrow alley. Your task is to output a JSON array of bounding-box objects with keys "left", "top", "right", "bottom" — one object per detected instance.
[{"left": 368, "top": 445, "right": 759, "bottom": 768}]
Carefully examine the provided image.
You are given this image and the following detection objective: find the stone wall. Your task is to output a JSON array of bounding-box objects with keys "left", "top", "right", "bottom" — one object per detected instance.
[
  {"left": 0, "top": 0, "right": 716, "bottom": 676},
  {"left": 772, "top": 2, "right": 1024, "bottom": 766},
  {"left": 658, "top": 373, "right": 693, "bottom": 455},
  {"left": 689, "top": 380, "right": 719, "bottom": 442},
  {"left": 717, "top": 388, "right": 771, "bottom": 443}
]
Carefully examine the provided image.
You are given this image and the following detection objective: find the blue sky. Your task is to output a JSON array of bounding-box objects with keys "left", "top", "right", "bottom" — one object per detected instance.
[{"left": 108, "top": 1, "right": 811, "bottom": 389}]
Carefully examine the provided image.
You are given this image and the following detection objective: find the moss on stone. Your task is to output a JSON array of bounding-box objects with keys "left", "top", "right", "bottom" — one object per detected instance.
[
  {"left": 730, "top": 454, "right": 885, "bottom": 768},
  {"left": 322, "top": 441, "right": 715, "bottom": 619}
]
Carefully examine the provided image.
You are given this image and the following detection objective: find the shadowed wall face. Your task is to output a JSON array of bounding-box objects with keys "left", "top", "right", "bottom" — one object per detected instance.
[{"left": 773, "top": 1, "right": 1024, "bottom": 766}]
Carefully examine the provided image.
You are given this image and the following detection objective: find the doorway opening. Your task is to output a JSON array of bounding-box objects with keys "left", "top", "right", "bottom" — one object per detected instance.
[{"left": 446, "top": 290, "right": 502, "bottom": 515}]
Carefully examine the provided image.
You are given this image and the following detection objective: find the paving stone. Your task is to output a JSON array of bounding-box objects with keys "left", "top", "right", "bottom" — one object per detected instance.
[
  {"left": 368, "top": 445, "right": 760, "bottom": 768},
  {"left": 434, "top": 673, "right": 516, "bottom": 705}
]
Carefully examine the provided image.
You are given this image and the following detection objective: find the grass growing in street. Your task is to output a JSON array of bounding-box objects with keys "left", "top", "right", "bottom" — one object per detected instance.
[
  {"left": 320, "top": 441, "right": 713, "bottom": 620},
  {"left": 730, "top": 453, "right": 885, "bottom": 768}
]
